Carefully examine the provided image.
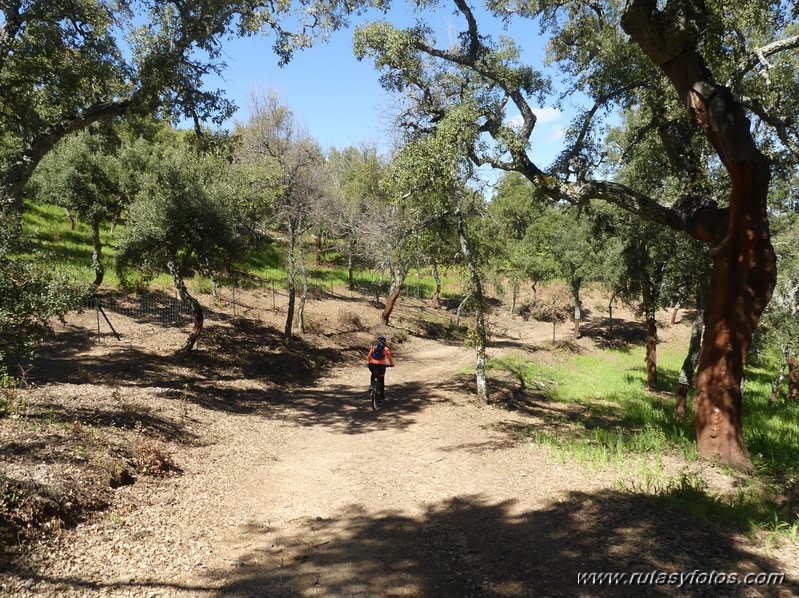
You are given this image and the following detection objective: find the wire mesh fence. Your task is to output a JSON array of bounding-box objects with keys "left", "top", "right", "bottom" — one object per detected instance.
[{"left": 84, "top": 293, "right": 194, "bottom": 326}]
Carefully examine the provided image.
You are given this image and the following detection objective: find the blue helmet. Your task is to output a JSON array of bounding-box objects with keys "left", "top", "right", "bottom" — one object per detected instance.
[{"left": 377, "top": 335, "right": 386, "bottom": 341}]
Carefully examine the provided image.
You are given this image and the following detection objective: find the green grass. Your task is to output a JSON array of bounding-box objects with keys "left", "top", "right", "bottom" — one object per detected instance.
[
  {"left": 22, "top": 202, "right": 117, "bottom": 285},
  {"left": 489, "top": 343, "right": 697, "bottom": 461},
  {"left": 22, "top": 202, "right": 462, "bottom": 299},
  {"left": 488, "top": 340, "right": 799, "bottom": 541}
]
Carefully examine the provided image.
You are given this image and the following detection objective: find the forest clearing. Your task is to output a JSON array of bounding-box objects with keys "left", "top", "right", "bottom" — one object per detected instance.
[{"left": 1, "top": 282, "right": 798, "bottom": 597}]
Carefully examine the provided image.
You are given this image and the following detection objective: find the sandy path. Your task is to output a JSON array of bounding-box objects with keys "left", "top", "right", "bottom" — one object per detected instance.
[{"left": 19, "top": 335, "right": 799, "bottom": 598}]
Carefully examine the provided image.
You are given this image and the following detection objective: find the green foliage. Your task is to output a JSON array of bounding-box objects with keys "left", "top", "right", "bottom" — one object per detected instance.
[
  {"left": 0, "top": 223, "right": 89, "bottom": 378},
  {"left": 116, "top": 146, "right": 248, "bottom": 287},
  {"left": 32, "top": 129, "right": 122, "bottom": 223},
  {"left": 753, "top": 211, "right": 799, "bottom": 376}
]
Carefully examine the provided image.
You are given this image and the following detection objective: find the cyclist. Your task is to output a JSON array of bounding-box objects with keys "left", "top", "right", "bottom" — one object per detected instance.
[{"left": 367, "top": 334, "right": 395, "bottom": 398}]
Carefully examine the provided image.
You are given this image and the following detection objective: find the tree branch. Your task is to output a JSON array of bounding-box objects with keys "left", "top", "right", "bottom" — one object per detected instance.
[{"left": 726, "top": 35, "right": 799, "bottom": 87}]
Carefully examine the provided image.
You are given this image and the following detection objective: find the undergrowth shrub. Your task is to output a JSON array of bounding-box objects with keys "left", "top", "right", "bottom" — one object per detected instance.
[
  {"left": 337, "top": 309, "right": 363, "bottom": 331},
  {"left": 131, "top": 437, "right": 176, "bottom": 476}
]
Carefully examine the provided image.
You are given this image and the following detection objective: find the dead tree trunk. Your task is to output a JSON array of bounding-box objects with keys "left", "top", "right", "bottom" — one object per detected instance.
[{"left": 623, "top": 2, "right": 777, "bottom": 469}]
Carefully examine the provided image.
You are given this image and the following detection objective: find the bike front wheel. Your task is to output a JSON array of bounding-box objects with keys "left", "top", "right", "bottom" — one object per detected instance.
[{"left": 371, "top": 384, "right": 378, "bottom": 411}]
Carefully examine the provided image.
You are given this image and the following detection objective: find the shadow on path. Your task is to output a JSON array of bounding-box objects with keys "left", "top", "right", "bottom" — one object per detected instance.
[
  {"left": 198, "top": 491, "right": 795, "bottom": 597},
  {"left": 252, "top": 377, "right": 456, "bottom": 435}
]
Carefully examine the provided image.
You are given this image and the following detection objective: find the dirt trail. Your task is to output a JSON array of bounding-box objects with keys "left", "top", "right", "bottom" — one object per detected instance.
[{"left": 8, "top": 298, "right": 799, "bottom": 597}]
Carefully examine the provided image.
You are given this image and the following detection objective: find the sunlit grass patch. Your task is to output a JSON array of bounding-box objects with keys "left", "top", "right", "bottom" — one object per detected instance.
[{"left": 489, "top": 341, "right": 799, "bottom": 541}]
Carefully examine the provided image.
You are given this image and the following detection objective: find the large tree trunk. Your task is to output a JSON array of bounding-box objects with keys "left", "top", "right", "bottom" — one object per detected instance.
[
  {"left": 693, "top": 165, "right": 774, "bottom": 469},
  {"left": 381, "top": 265, "right": 407, "bottom": 326},
  {"left": 91, "top": 216, "right": 104, "bottom": 287},
  {"left": 167, "top": 261, "right": 203, "bottom": 352},
  {"left": 623, "top": 1, "right": 777, "bottom": 469},
  {"left": 457, "top": 204, "right": 488, "bottom": 403}
]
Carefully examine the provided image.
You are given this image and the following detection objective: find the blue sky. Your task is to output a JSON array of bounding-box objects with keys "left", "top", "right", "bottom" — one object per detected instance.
[{"left": 209, "top": 8, "right": 569, "bottom": 168}]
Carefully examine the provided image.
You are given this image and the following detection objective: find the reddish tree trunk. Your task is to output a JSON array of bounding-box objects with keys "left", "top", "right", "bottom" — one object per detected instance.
[
  {"left": 381, "top": 268, "right": 407, "bottom": 326},
  {"left": 623, "top": 2, "right": 777, "bottom": 469},
  {"left": 692, "top": 161, "right": 774, "bottom": 469},
  {"left": 645, "top": 317, "right": 658, "bottom": 390},
  {"left": 789, "top": 357, "right": 799, "bottom": 402},
  {"left": 381, "top": 286, "right": 400, "bottom": 326}
]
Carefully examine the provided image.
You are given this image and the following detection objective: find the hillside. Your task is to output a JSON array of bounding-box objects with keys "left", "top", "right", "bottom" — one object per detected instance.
[{"left": 1, "top": 282, "right": 797, "bottom": 597}]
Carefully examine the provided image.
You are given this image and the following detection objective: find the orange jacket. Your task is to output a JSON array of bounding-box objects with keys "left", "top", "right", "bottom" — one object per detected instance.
[{"left": 367, "top": 343, "right": 394, "bottom": 366}]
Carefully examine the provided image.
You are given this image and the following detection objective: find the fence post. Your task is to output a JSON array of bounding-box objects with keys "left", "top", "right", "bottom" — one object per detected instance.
[{"left": 272, "top": 281, "right": 276, "bottom": 310}]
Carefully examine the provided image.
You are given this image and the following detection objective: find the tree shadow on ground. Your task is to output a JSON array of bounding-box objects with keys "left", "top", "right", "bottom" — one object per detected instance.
[
  {"left": 486, "top": 369, "right": 696, "bottom": 443},
  {"left": 579, "top": 319, "right": 647, "bottom": 351},
  {"left": 16, "top": 400, "right": 202, "bottom": 446},
  {"left": 30, "top": 317, "right": 451, "bottom": 433},
  {"left": 187, "top": 491, "right": 795, "bottom": 597},
  {"left": 231, "top": 378, "right": 455, "bottom": 435},
  {"left": 31, "top": 320, "right": 355, "bottom": 412}
]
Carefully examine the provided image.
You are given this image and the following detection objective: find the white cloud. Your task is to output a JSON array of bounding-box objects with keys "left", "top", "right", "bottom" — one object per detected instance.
[
  {"left": 505, "top": 107, "right": 562, "bottom": 130},
  {"left": 532, "top": 107, "right": 561, "bottom": 124}
]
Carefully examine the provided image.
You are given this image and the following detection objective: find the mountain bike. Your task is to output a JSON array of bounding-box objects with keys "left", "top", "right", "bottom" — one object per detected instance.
[{"left": 370, "top": 375, "right": 385, "bottom": 411}]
